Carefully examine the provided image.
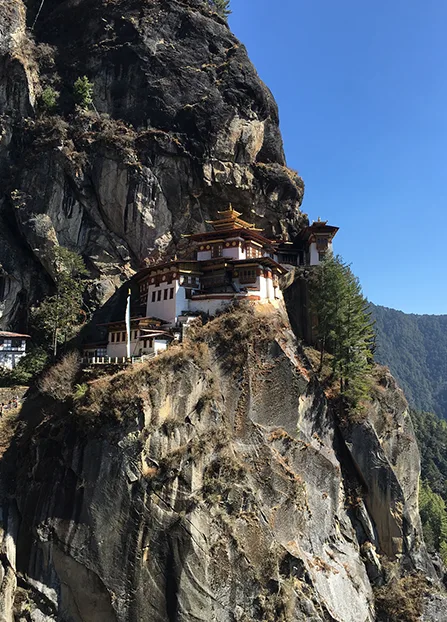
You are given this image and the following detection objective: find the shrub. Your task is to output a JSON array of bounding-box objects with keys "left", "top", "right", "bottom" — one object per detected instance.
[
  {"left": 73, "top": 383, "right": 88, "bottom": 401},
  {"left": 207, "top": 0, "right": 231, "bottom": 18},
  {"left": 374, "top": 573, "right": 430, "bottom": 622},
  {"left": 0, "top": 348, "right": 49, "bottom": 387},
  {"left": 40, "top": 87, "right": 59, "bottom": 112},
  {"left": 38, "top": 351, "right": 81, "bottom": 401},
  {"left": 73, "top": 76, "right": 94, "bottom": 109}
]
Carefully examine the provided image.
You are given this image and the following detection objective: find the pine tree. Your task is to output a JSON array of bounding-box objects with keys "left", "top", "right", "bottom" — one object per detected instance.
[
  {"left": 419, "top": 481, "right": 447, "bottom": 564},
  {"left": 309, "top": 254, "right": 375, "bottom": 411},
  {"left": 32, "top": 247, "right": 88, "bottom": 357},
  {"left": 73, "top": 76, "right": 94, "bottom": 109},
  {"left": 208, "top": 0, "right": 231, "bottom": 18}
]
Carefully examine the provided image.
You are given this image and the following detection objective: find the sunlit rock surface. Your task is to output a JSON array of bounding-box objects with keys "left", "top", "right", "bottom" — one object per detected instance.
[{"left": 0, "top": 304, "right": 442, "bottom": 621}]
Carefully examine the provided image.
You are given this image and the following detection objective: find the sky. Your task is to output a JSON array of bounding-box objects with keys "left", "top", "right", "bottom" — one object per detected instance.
[{"left": 229, "top": 0, "right": 447, "bottom": 314}]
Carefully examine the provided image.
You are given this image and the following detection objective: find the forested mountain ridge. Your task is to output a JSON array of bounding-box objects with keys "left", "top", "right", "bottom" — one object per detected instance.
[{"left": 371, "top": 304, "right": 447, "bottom": 419}]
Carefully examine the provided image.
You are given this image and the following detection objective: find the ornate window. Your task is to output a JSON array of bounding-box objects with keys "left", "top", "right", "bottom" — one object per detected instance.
[
  {"left": 239, "top": 269, "right": 257, "bottom": 284},
  {"left": 316, "top": 237, "right": 329, "bottom": 251}
]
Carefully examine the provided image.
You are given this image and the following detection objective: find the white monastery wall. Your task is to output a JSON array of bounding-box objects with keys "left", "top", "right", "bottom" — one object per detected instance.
[
  {"left": 175, "top": 286, "right": 190, "bottom": 322},
  {"left": 0, "top": 351, "right": 26, "bottom": 370},
  {"left": 154, "top": 338, "right": 170, "bottom": 354},
  {"left": 309, "top": 243, "right": 319, "bottom": 266},
  {"left": 222, "top": 244, "right": 245, "bottom": 260},
  {"left": 146, "top": 281, "right": 178, "bottom": 323},
  {"left": 258, "top": 275, "right": 268, "bottom": 299},
  {"left": 107, "top": 336, "right": 140, "bottom": 358},
  {"left": 266, "top": 274, "right": 274, "bottom": 299},
  {"left": 0, "top": 338, "right": 27, "bottom": 369},
  {"left": 189, "top": 298, "right": 231, "bottom": 317},
  {"left": 309, "top": 241, "right": 333, "bottom": 265},
  {"left": 274, "top": 285, "right": 283, "bottom": 301}
]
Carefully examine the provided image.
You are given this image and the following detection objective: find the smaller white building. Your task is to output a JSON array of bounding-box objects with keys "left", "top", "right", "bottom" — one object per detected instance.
[
  {"left": 302, "top": 220, "right": 339, "bottom": 266},
  {"left": 0, "top": 331, "right": 30, "bottom": 370},
  {"left": 82, "top": 318, "right": 174, "bottom": 364}
]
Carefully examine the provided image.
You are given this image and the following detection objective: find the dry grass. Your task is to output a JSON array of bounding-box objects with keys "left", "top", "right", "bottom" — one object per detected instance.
[
  {"left": 76, "top": 340, "right": 211, "bottom": 423},
  {"left": 76, "top": 304, "right": 283, "bottom": 423},
  {"left": 192, "top": 302, "right": 288, "bottom": 371},
  {"left": 38, "top": 351, "right": 81, "bottom": 402},
  {"left": 374, "top": 572, "right": 431, "bottom": 622}
]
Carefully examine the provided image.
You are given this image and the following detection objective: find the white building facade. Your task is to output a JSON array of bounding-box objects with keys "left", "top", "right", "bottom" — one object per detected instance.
[
  {"left": 83, "top": 209, "right": 338, "bottom": 363},
  {"left": 135, "top": 208, "right": 288, "bottom": 325},
  {"left": 0, "top": 332, "right": 30, "bottom": 369}
]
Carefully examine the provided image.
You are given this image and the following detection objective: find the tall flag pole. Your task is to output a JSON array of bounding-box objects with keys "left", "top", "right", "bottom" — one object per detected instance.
[{"left": 125, "top": 288, "right": 131, "bottom": 359}]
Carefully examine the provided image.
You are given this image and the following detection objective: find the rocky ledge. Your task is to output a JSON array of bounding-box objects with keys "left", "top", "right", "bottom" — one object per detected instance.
[{"left": 0, "top": 301, "right": 444, "bottom": 622}]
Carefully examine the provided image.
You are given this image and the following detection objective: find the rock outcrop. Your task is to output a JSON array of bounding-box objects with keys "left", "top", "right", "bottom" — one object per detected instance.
[
  {"left": 0, "top": 303, "right": 443, "bottom": 621},
  {"left": 0, "top": 0, "right": 305, "bottom": 328},
  {"left": 0, "top": 2, "right": 445, "bottom": 620}
]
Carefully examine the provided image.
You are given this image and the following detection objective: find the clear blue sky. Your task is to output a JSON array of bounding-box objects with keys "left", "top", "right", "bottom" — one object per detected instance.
[{"left": 229, "top": 0, "right": 447, "bottom": 314}]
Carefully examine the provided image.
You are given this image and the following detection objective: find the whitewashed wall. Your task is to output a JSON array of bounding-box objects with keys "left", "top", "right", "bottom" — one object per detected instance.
[
  {"left": 146, "top": 281, "right": 178, "bottom": 323},
  {"left": 309, "top": 240, "right": 333, "bottom": 265},
  {"left": 222, "top": 245, "right": 245, "bottom": 260},
  {"left": 189, "top": 298, "right": 232, "bottom": 316},
  {"left": 0, "top": 350, "right": 27, "bottom": 370}
]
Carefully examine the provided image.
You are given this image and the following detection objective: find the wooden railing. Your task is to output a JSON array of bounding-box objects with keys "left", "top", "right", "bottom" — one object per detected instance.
[{"left": 82, "top": 353, "right": 157, "bottom": 366}]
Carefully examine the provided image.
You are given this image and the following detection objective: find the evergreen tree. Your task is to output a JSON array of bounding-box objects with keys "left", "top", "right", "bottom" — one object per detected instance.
[
  {"left": 40, "top": 87, "right": 60, "bottom": 112},
  {"left": 32, "top": 247, "right": 88, "bottom": 357},
  {"left": 73, "top": 76, "right": 94, "bottom": 109},
  {"left": 208, "top": 0, "right": 231, "bottom": 18},
  {"left": 309, "top": 254, "right": 375, "bottom": 410},
  {"left": 419, "top": 481, "right": 447, "bottom": 564}
]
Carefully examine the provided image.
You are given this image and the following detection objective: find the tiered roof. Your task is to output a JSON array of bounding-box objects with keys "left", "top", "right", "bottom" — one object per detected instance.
[
  {"left": 205, "top": 206, "right": 261, "bottom": 231},
  {"left": 299, "top": 220, "right": 339, "bottom": 241},
  {"left": 189, "top": 206, "right": 275, "bottom": 249}
]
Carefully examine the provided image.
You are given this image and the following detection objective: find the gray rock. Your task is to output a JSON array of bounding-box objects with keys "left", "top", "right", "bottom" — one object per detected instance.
[
  {"left": 0, "top": 0, "right": 305, "bottom": 328},
  {"left": 0, "top": 304, "right": 442, "bottom": 621}
]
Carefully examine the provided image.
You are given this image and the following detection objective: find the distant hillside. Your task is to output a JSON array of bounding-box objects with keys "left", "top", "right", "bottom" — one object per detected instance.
[{"left": 371, "top": 304, "right": 447, "bottom": 419}]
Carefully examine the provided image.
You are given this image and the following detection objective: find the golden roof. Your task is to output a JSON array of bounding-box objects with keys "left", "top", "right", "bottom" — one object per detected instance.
[{"left": 206, "top": 204, "right": 262, "bottom": 231}]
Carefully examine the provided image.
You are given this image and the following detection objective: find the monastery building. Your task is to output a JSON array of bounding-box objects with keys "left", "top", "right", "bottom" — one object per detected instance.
[{"left": 83, "top": 209, "right": 338, "bottom": 363}]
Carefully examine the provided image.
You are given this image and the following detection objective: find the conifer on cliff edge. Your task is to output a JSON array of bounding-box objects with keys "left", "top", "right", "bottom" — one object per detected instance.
[{"left": 309, "top": 253, "right": 375, "bottom": 411}]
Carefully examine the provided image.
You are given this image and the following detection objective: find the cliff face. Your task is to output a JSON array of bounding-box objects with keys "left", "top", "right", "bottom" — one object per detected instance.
[
  {"left": 0, "top": 303, "right": 442, "bottom": 622},
  {"left": 0, "top": 0, "right": 304, "bottom": 327},
  {"left": 0, "top": 2, "right": 444, "bottom": 620}
]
